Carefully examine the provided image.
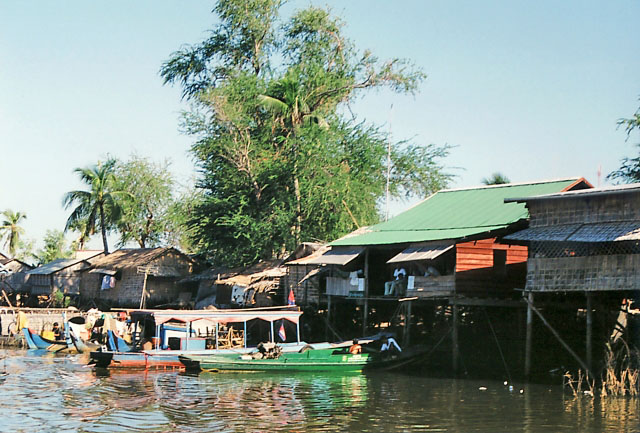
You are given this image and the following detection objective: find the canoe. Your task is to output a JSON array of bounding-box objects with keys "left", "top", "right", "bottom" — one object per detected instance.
[
  {"left": 67, "top": 327, "right": 101, "bottom": 354},
  {"left": 180, "top": 347, "right": 378, "bottom": 373},
  {"left": 22, "top": 328, "right": 71, "bottom": 353},
  {"left": 180, "top": 343, "right": 430, "bottom": 374}
]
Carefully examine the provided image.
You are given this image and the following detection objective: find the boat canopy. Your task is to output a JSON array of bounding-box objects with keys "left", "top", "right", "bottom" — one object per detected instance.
[{"left": 129, "top": 308, "right": 303, "bottom": 325}]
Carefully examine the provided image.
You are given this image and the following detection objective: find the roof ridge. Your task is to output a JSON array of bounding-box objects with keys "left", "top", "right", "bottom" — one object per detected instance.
[{"left": 440, "top": 177, "right": 582, "bottom": 193}]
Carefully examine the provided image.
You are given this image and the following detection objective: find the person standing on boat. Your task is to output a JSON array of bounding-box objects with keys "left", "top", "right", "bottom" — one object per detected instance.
[
  {"left": 384, "top": 267, "right": 407, "bottom": 296},
  {"left": 52, "top": 322, "right": 63, "bottom": 340},
  {"left": 349, "top": 339, "right": 362, "bottom": 354}
]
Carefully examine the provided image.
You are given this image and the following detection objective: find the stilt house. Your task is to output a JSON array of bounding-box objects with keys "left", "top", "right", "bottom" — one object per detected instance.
[
  {"left": 504, "top": 183, "right": 640, "bottom": 376},
  {"left": 307, "top": 178, "right": 591, "bottom": 341}
]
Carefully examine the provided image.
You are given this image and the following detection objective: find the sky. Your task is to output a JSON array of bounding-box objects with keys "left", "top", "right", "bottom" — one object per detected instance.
[{"left": 1, "top": 0, "right": 639, "bottom": 254}]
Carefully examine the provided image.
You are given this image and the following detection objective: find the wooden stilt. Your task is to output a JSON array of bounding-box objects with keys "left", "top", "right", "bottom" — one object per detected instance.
[
  {"left": 363, "top": 248, "right": 369, "bottom": 337},
  {"left": 403, "top": 300, "right": 412, "bottom": 347},
  {"left": 523, "top": 295, "right": 592, "bottom": 378},
  {"left": 326, "top": 295, "right": 332, "bottom": 341},
  {"left": 586, "top": 292, "right": 593, "bottom": 373},
  {"left": 452, "top": 298, "right": 459, "bottom": 373},
  {"left": 525, "top": 291, "right": 534, "bottom": 380}
]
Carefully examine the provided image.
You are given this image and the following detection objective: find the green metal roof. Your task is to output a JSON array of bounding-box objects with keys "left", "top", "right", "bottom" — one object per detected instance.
[{"left": 331, "top": 179, "right": 582, "bottom": 246}]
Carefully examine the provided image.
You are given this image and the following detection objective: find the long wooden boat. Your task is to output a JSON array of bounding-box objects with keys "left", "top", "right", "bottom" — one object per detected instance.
[
  {"left": 180, "top": 348, "right": 373, "bottom": 372},
  {"left": 179, "top": 340, "right": 430, "bottom": 374},
  {"left": 22, "top": 328, "right": 70, "bottom": 353},
  {"left": 179, "top": 346, "right": 419, "bottom": 373},
  {"left": 89, "top": 307, "right": 305, "bottom": 370}
]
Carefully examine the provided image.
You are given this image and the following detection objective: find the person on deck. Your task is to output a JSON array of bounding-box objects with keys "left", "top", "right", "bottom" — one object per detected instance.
[
  {"left": 349, "top": 339, "right": 362, "bottom": 354},
  {"left": 52, "top": 322, "right": 63, "bottom": 340},
  {"left": 384, "top": 267, "right": 407, "bottom": 296},
  {"left": 381, "top": 336, "right": 402, "bottom": 353}
]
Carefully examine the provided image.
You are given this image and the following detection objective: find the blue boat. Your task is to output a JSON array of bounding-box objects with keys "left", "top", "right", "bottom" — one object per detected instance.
[{"left": 22, "top": 328, "right": 69, "bottom": 353}]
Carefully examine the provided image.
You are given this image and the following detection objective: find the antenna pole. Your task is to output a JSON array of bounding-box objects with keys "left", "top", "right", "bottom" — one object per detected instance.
[{"left": 385, "top": 104, "right": 393, "bottom": 221}]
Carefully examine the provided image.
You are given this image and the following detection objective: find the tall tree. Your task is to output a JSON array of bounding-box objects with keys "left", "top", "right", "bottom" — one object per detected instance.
[
  {"left": 0, "top": 209, "right": 27, "bottom": 257},
  {"left": 62, "top": 159, "right": 128, "bottom": 253},
  {"left": 482, "top": 173, "right": 511, "bottom": 185},
  {"left": 112, "top": 155, "right": 175, "bottom": 248},
  {"left": 161, "top": 0, "right": 451, "bottom": 266},
  {"left": 608, "top": 100, "right": 640, "bottom": 183}
]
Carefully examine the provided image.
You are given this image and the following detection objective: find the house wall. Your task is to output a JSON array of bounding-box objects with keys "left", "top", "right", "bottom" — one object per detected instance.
[
  {"left": 285, "top": 265, "right": 321, "bottom": 305},
  {"left": 456, "top": 238, "right": 528, "bottom": 271},
  {"left": 455, "top": 238, "right": 528, "bottom": 297},
  {"left": 528, "top": 192, "right": 640, "bottom": 228},
  {"left": 82, "top": 251, "right": 194, "bottom": 307},
  {"left": 524, "top": 192, "right": 640, "bottom": 292},
  {"left": 526, "top": 254, "right": 640, "bottom": 292}
]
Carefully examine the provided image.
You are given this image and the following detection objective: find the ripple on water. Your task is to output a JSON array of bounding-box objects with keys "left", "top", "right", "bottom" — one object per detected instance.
[{"left": 1, "top": 349, "right": 639, "bottom": 432}]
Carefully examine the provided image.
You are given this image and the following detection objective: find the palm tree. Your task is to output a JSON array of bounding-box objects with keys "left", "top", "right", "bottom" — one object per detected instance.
[
  {"left": 0, "top": 209, "right": 27, "bottom": 256},
  {"left": 62, "top": 159, "right": 129, "bottom": 253},
  {"left": 481, "top": 172, "right": 511, "bottom": 185},
  {"left": 258, "top": 71, "right": 329, "bottom": 244}
]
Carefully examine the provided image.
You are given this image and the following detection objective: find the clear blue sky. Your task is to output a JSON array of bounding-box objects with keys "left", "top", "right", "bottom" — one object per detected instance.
[{"left": 1, "top": 1, "right": 639, "bottom": 253}]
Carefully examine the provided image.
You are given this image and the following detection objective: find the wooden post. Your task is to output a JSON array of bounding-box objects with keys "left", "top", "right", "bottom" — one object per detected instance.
[
  {"left": 452, "top": 298, "right": 459, "bottom": 373},
  {"left": 525, "top": 291, "right": 534, "bottom": 380},
  {"left": 523, "top": 295, "right": 592, "bottom": 378},
  {"left": 139, "top": 270, "right": 149, "bottom": 309},
  {"left": 363, "top": 248, "right": 370, "bottom": 337},
  {"left": 586, "top": 291, "right": 593, "bottom": 373},
  {"left": 403, "top": 300, "right": 412, "bottom": 347},
  {"left": 326, "top": 295, "right": 332, "bottom": 341}
]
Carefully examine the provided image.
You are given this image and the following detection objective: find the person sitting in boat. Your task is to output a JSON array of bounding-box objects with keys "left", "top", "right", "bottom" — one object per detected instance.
[
  {"left": 380, "top": 336, "right": 402, "bottom": 353},
  {"left": 384, "top": 267, "right": 407, "bottom": 296},
  {"left": 349, "top": 339, "right": 362, "bottom": 354},
  {"left": 52, "top": 322, "right": 63, "bottom": 340}
]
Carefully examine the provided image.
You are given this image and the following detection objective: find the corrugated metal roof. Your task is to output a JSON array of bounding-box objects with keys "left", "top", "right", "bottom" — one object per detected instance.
[
  {"left": 506, "top": 221, "right": 640, "bottom": 242},
  {"left": 332, "top": 179, "right": 582, "bottom": 246},
  {"left": 505, "top": 182, "right": 640, "bottom": 203},
  {"left": 27, "top": 258, "right": 89, "bottom": 275},
  {"left": 302, "top": 247, "right": 365, "bottom": 265},
  {"left": 504, "top": 224, "right": 582, "bottom": 242},
  {"left": 387, "top": 244, "right": 454, "bottom": 264},
  {"left": 570, "top": 222, "right": 640, "bottom": 242}
]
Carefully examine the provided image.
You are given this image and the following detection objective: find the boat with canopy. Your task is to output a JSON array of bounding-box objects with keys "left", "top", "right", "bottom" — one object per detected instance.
[{"left": 89, "top": 307, "right": 306, "bottom": 369}]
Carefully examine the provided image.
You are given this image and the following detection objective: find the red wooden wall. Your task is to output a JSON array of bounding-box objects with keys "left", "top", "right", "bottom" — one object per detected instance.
[{"left": 455, "top": 238, "right": 527, "bottom": 272}]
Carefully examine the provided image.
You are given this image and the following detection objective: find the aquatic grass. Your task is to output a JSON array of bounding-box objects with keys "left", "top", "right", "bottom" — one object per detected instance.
[{"left": 563, "top": 339, "right": 640, "bottom": 397}]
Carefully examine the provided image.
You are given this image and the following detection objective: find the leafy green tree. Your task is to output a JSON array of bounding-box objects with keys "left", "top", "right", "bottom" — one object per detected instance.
[
  {"left": 481, "top": 173, "right": 511, "bottom": 185},
  {"left": 608, "top": 101, "right": 640, "bottom": 183},
  {"left": 62, "top": 159, "right": 129, "bottom": 253},
  {"left": 161, "top": 0, "right": 451, "bottom": 266},
  {"left": 0, "top": 209, "right": 27, "bottom": 257},
  {"left": 112, "top": 155, "right": 175, "bottom": 248},
  {"left": 34, "top": 230, "right": 73, "bottom": 265}
]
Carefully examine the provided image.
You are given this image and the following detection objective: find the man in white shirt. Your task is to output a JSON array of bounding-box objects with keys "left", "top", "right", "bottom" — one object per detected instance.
[{"left": 384, "top": 267, "right": 407, "bottom": 296}]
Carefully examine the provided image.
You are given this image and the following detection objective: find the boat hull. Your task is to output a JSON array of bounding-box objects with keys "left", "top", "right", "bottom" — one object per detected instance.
[
  {"left": 181, "top": 349, "right": 374, "bottom": 373},
  {"left": 22, "top": 328, "right": 71, "bottom": 353}
]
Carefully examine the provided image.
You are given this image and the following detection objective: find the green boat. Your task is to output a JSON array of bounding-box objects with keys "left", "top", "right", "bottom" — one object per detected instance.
[{"left": 179, "top": 344, "right": 417, "bottom": 373}]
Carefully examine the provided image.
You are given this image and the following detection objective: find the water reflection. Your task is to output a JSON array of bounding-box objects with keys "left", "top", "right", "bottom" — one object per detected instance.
[{"left": 0, "top": 349, "right": 638, "bottom": 432}]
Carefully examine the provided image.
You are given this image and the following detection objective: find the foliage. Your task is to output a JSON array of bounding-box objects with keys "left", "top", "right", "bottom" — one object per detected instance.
[
  {"left": 62, "top": 159, "right": 130, "bottom": 253},
  {"left": 13, "top": 238, "right": 35, "bottom": 264},
  {"left": 481, "top": 172, "right": 511, "bottom": 185},
  {"left": 161, "top": 0, "right": 452, "bottom": 266},
  {"left": 0, "top": 209, "right": 27, "bottom": 257},
  {"left": 608, "top": 100, "right": 640, "bottom": 183},
  {"left": 34, "top": 230, "right": 73, "bottom": 265},
  {"left": 112, "top": 155, "right": 175, "bottom": 248}
]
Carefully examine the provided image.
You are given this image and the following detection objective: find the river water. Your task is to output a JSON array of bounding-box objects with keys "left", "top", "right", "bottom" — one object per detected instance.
[{"left": 0, "top": 348, "right": 638, "bottom": 432}]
